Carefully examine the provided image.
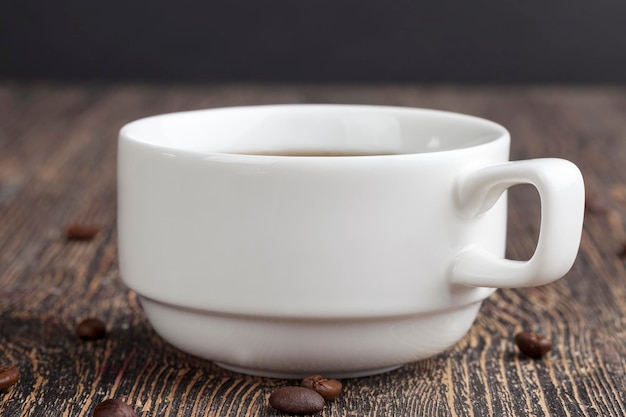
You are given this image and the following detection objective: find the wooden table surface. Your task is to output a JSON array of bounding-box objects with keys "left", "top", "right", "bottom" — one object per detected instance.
[{"left": 1, "top": 82, "right": 626, "bottom": 417}]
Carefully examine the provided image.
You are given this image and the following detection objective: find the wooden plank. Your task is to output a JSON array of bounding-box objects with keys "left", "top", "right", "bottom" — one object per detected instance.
[{"left": 1, "top": 83, "right": 625, "bottom": 416}]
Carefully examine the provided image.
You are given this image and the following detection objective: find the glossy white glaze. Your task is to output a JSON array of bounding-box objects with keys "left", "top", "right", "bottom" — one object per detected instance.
[{"left": 118, "top": 105, "right": 584, "bottom": 378}]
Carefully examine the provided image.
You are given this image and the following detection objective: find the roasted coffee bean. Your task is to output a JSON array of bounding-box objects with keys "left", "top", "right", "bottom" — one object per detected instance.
[
  {"left": 0, "top": 365, "right": 19, "bottom": 390},
  {"left": 618, "top": 241, "right": 626, "bottom": 258},
  {"left": 515, "top": 331, "right": 553, "bottom": 358},
  {"left": 585, "top": 194, "right": 609, "bottom": 215},
  {"left": 66, "top": 224, "right": 101, "bottom": 241},
  {"left": 76, "top": 318, "right": 107, "bottom": 340},
  {"left": 300, "top": 375, "right": 343, "bottom": 401},
  {"left": 93, "top": 399, "right": 137, "bottom": 417},
  {"left": 269, "top": 386, "right": 325, "bottom": 414}
]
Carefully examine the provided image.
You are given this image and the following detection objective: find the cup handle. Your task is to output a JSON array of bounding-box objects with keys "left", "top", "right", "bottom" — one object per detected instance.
[{"left": 452, "top": 158, "right": 585, "bottom": 288}]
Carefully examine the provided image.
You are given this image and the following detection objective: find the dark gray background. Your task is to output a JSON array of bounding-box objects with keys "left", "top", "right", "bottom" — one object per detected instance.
[{"left": 1, "top": 0, "right": 625, "bottom": 83}]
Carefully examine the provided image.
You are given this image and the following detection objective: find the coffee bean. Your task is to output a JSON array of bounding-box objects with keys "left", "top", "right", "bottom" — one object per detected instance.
[
  {"left": 93, "top": 399, "right": 137, "bottom": 417},
  {"left": 300, "top": 375, "right": 343, "bottom": 401},
  {"left": 514, "top": 331, "right": 553, "bottom": 358},
  {"left": 618, "top": 241, "right": 626, "bottom": 258},
  {"left": 269, "top": 386, "right": 325, "bottom": 414},
  {"left": 0, "top": 365, "right": 19, "bottom": 390},
  {"left": 76, "top": 318, "right": 107, "bottom": 340},
  {"left": 585, "top": 194, "right": 609, "bottom": 215},
  {"left": 66, "top": 224, "right": 100, "bottom": 241}
]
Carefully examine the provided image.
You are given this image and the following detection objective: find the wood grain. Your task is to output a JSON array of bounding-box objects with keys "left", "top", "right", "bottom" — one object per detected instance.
[{"left": 1, "top": 83, "right": 625, "bottom": 416}]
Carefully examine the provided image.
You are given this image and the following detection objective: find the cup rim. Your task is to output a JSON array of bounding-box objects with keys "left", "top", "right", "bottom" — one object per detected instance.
[{"left": 119, "top": 104, "right": 510, "bottom": 159}]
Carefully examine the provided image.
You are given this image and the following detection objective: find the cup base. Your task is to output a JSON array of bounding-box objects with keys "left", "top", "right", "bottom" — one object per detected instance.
[
  {"left": 214, "top": 362, "right": 403, "bottom": 379},
  {"left": 139, "top": 295, "right": 482, "bottom": 379}
]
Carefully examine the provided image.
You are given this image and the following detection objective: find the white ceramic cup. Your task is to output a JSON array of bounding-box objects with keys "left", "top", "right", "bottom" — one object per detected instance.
[{"left": 118, "top": 105, "right": 584, "bottom": 378}]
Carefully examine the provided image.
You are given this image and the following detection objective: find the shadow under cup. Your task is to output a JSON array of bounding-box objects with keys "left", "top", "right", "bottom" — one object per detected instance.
[{"left": 117, "top": 105, "right": 582, "bottom": 378}]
